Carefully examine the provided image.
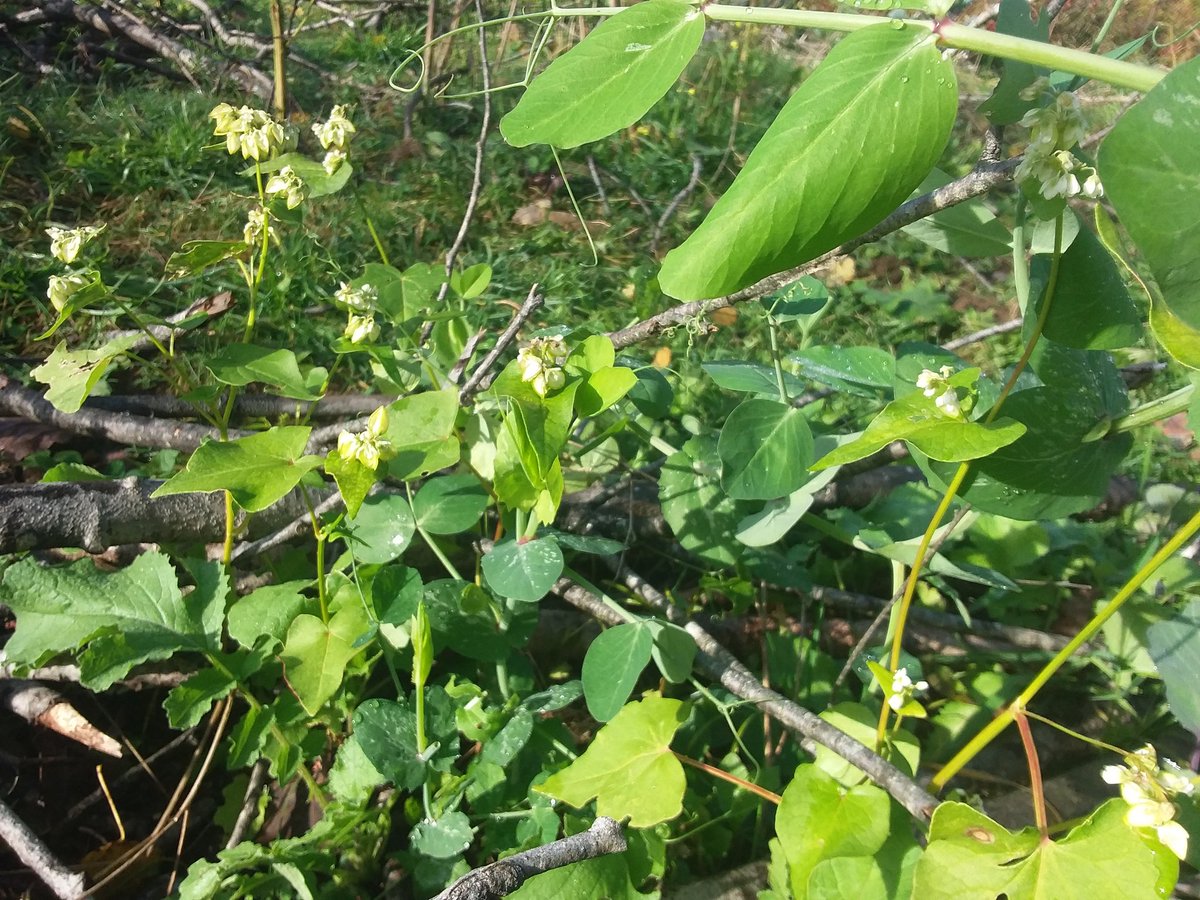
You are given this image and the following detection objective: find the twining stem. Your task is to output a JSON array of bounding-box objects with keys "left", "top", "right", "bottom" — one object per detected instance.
[
  {"left": 875, "top": 215, "right": 1065, "bottom": 749},
  {"left": 1110, "top": 383, "right": 1195, "bottom": 435},
  {"left": 932, "top": 502, "right": 1200, "bottom": 790},
  {"left": 673, "top": 752, "right": 782, "bottom": 805},
  {"left": 1014, "top": 708, "right": 1049, "bottom": 838}
]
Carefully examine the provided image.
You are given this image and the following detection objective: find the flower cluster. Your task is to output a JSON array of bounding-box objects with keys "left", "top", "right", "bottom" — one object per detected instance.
[
  {"left": 916, "top": 365, "right": 963, "bottom": 418},
  {"left": 243, "top": 207, "right": 275, "bottom": 247},
  {"left": 337, "top": 407, "right": 394, "bottom": 471},
  {"left": 1101, "top": 744, "right": 1196, "bottom": 860},
  {"left": 333, "top": 281, "right": 379, "bottom": 345},
  {"left": 887, "top": 667, "right": 929, "bottom": 713},
  {"left": 45, "top": 224, "right": 104, "bottom": 265},
  {"left": 264, "top": 165, "right": 308, "bottom": 209},
  {"left": 47, "top": 272, "right": 92, "bottom": 312},
  {"left": 209, "top": 103, "right": 285, "bottom": 161},
  {"left": 312, "top": 105, "right": 356, "bottom": 175},
  {"left": 1015, "top": 92, "right": 1102, "bottom": 201},
  {"left": 344, "top": 314, "right": 379, "bottom": 345},
  {"left": 517, "top": 336, "right": 568, "bottom": 397}
]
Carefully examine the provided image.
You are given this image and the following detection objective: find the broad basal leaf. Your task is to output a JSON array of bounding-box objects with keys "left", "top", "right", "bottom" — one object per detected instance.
[
  {"left": 1, "top": 551, "right": 221, "bottom": 690},
  {"left": 659, "top": 23, "right": 957, "bottom": 299},
  {"left": 500, "top": 0, "right": 705, "bottom": 149},
  {"left": 1100, "top": 53, "right": 1200, "bottom": 368},
  {"left": 912, "top": 800, "right": 1176, "bottom": 899},
  {"left": 152, "top": 426, "right": 323, "bottom": 512},
  {"left": 537, "top": 694, "right": 687, "bottom": 827}
]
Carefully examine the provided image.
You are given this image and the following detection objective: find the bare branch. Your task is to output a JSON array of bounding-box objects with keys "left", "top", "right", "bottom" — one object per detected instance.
[
  {"left": 0, "top": 798, "right": 87, "bottom": 900},
  {"left": 458, "top": 285, "right": 544, "bottom": 404},
  {"left": 650, "top": 153, "right": 703, "bottom": 256},
  {"left": 433, "top": 816, "right": 627, "bottom": 900},
  {"left": 0, "top": 680, "right": 123, "bottom": 757}
]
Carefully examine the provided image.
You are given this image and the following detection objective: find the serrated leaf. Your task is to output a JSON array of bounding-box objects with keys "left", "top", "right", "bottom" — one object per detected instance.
[
  {"left": 481, "top": 538, "right": 564, "bottom": 603},
  {"left": 582, "top": 622, "right": 654, "bottom": 721},
  {"left": 912, "top": 799, "right": 1175, "bottom": 899},
  {"left": 281, "top": 604, "right": 370, "bottom": 715},
  {"left": 207, "top": 343, "right": 323, "bottom": 401},
  {"left": 659, "top": 24, "right": 957, "bottom": 299},
  {"left": 1099, "top": 54, "right": 1200, "bottom": 368},
  {"left": 164, "top": 665, "right": 237, "bottom": 729},
  {"left": 501, "top": 0, "right": 704, "bottom": 149},
  {"left": 327, "top": 734, "right": 386, "bottom": 804},
  {"left": 0, "top": 551, "right": 220, "bottom": 690},
  {"left": 537, "top": 694, "right": 687, "bottom": 827},
  {"left": 718, "top": 399, "right": 814, "bottom": 500},
  {"left": 152, "top": 426, "right": 322, "bottom": 512},
  {"left": 776, "top": 764, "right": 891, "bottom": 900}
]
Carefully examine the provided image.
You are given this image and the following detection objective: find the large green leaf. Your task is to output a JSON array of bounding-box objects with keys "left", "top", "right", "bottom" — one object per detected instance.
[
  {"left": 347, "top": 492, "right": 417, "bottom": 564},
  {"left": 206, "top": 343, "right": 323, "bottom": 401},
  {"left": 31, "top": 334, "right": 142, "bottom": 414},
  {"left": 412, "top": 474, "right": 489, "bottom": 535},
  {"left": 1145, "top": 599, "right": 1200, "bottom": 733},
  {"left": 281, "top": 604, "right": 370, "bottom": 715},
  {"left": 1030, "top": 225, "right": 1142, "bottom": 351},
  {"left": 702, "top": 360, "right": 807, "bottom": 397},
  {"left": 500, "top": 0, "right": 704, "bottom": 149},
  {"left": 659, "top": 434, "right": 752, "bottom": 567},
  {"left": 421, "top": 578, "right": 539, "bottom": 663},
  {"left": 382, "top": 390, "right": 461, "bottom": 481},
  {"left": 1100, "top": 54, "right": 1200, "bottom": 368},
  {"left": 913, "top": 800, "right": 1176, "bottom": 899},
  {"left": 718, "top": 399, "right": 814, "bottom": 500},
  {"left": 659, "top": 24, "right": 957, "bottom": 299},
  {"left": 1, "top": 551, "right": 222, "bottom": 690},
  {"left": 152, "top": 426, "right": 323, "bottom": 512},
  {"left": 227, "top": 582, "right": 311, "bottom": 651},
  {"left": 537, "top": 694, "right": 687, "bottom": 827},
  {"left": 581, "top": 622, "right": 655, "bottom": 722},
  {"left": 776, "top": 764, "right": 891, "bottom": 900},
  {"left": 352, "top": 698, "right": 425, "bottom": 790},
  {"left": 789, "top": 346, "right": 895, "bottom": 397}
]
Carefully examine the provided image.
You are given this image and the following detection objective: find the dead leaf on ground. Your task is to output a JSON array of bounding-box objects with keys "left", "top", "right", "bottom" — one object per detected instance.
[
  {"left": 512, "top": 199, "right": 552, "bottom": 227},
  {"left": 0, "top": 418, "right": 73, "bottom": 461},
  {"left": 711, "top": 307, "right": 738, "bottom": 328}
]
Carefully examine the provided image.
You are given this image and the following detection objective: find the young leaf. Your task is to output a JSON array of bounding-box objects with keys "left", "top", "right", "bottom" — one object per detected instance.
[
  {"left": 500, "top": 0, "right": 705, "bottom": 149},
  {"left": 412, "top": 474, "right": 489, "bottom": 535},
  {"left": 324, "top": 450, "right": 375, "bottom": 519},
  {"left": 775, "top": 764, "right": 891, "bottom": 900},
  {"left": 346, "top": 492, "right": 416, "bottom": 564},
  {"left": 166, "top": 239, "right": 246, "bottom": 278},
  {"left": 718, "top": 399, "right": 815, "bottom": 500},
  {"left": 1, "top": 551, "right": 221, "bottom": 690},
  {"left": 152, "top": 427, "right": 323, "bottom": 512},
  {"left": 659, "top": 434, "right": 752, "bottom": 567},
  {"left": 1099, "top": 54, "right": 1200, "bottom": 368},
  {"left": 536, "top": 694, "right": 688, "bottom": 827},
  {"left": 281, "top": 604, "right": 370, "bottom": 715},
  {"left": 581, "top": 622, "right": 654, "bottom": 721},
  {"left": 449, "top": 262, "right": 492, "bottom": 300},
  {"left": 241, "top": 151, "right": 353, "bottom": 198},
  {"left": 648, "top": 622, "right": 696, "bottom": 685},
  {"left": 206, "top": 343, "right": 323, "bottom": 401},
  {"left": 659, "top": 24, "right": 957, "bottom": 299},
  {"left": 481, "top": 538, "right": 564, "bottom": 603},
  {"left": 912, "top": 800, "right": 1176, "bottom": 899}
]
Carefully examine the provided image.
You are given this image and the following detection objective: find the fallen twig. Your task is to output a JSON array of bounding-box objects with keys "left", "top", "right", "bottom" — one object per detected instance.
[
  {"left": 0, "top": 680, "right": 122, "bottom": 757},
  {"left": 0, "top": 798, "right": 88, "bottom": 899}
]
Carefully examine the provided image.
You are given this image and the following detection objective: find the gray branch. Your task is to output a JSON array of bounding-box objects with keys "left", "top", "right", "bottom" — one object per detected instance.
[
  {"left": 0, "top": 798, "right": 88, "bottom": 899},
  {"left": 432, "top": 816, "right": 626, "bottom": 900}
]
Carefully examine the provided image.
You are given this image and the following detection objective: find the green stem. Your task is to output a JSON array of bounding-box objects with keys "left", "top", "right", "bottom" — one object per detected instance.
[
  {"left": 932, "top": 503, "right": 1200, "bottom": 791},
  {"left": 766, "top": 315, "right": 789, "bottom": 404},
  {"left": 408, "top": 483, "right": 465, "bottom": 580},
  {"left": 562, "top": 566, "right": 640, "bottom": 624},
  {"left": 1109, "top": 383, "right": 1195, "bottom": 435}
]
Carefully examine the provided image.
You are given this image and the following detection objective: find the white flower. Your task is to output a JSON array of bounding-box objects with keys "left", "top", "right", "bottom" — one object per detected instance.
[
  {"left": 516, "top": 336, "right": 569, "bottom": 397},
  {"left": 46, "top": 272, "right": 92, "bottom": 312},
  {"left": 243, "top": 207, "right": 275, "bottom": 246},
  {"left": 312, "top": 105, "right": 356, "bottom": 151},
  {"left": 886, "top": 667, "right": 929, "bottom": 711},
  {"left": 344, "top": 313, "right": 379, "bottom": 344},
  {"left": 209, "top": 103, "right": 285, "bottom": 161},
  {"left": 45, "top": 224, "right": 104, "bottom": 264},
  {"left": 1101, "top": 744, "right": 1196, "bottom": 860},
  {"left": 336, "top": 406, "right": 393, "bottom": 470},
  {"left": 1079, "top": 167, "right": 1104, "bottom": 199},
  {"left": 322, "top": 149, "right": 347, "bottom": 175},
  {"left": 264, "top": 165, "right": 308, "bottom": 209},
  {"left": 1019, "top": 91, "right": 1087, "bottom": 151},
  {"left": 915, "top": 366, "right": 963, "bottom": 418},
  {"left": 334, "top": 281, "right": 378, "bottom": 313},
  {"left": 935, "top": 388, "right": 962, "bottom": 418}
]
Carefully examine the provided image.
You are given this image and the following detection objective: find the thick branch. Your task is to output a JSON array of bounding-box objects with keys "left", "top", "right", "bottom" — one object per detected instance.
[{"left": 433, "top": 816, "right": 626, "bottom": 900}]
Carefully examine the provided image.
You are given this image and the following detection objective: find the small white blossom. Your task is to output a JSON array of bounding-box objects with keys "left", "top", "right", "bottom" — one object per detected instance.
[
  {"left": 209, "top": 102, "right": 285, "bottom": 161},
  {"left": 46, "top": 272, "right": 92, "bottom": 312},
  {"left": 243, "top": 207, "right": 275, "bottom": 246},
  {"left": 264, "top": 165, "right": 308, "bottom": 209},
  {"left": 1101, "top": 744, "right": 1197, "bottom": 860},
  {"left": 45, "top": 224, "right": 104, "bottom": 264},
  {"left": 337, "top": 406, "right": 393, "bottom": 470},
  {"left": 334, "top": 281, "right": 378, "bottom": 313},
  {"left": 312, "top": 105, "right": 356, "bottom": 152},
  {"left": 344, "top": 313, "right": 379, "bottom": 345},
  {"left": 916, "top": 366, "right": 963, "bottom": 418},
  {"left": 935, "top": 388, "right": 962, "bottom": 418},
  {"left": 516, "top": 336, "right": 569, "bottom": 398},
  {"left": 1019, "top": 92, "right": 1088, "bottom": 151},
  {"left": 322, "top": 148, "right": 347, "bottom": 175},
  {"left": 887, "top": 667, "right": 929, "bottom": 712}
]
